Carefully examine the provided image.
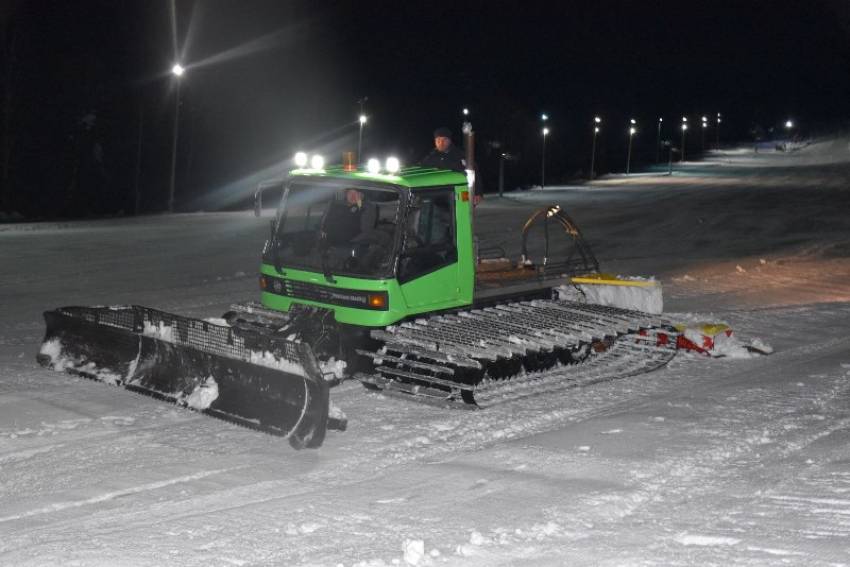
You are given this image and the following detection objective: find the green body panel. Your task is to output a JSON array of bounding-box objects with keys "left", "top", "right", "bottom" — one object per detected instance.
[
  {"left": 451, "top": 185, "right": 476, "bottom": 306},
  {"left": 260, "top": 166, "right": 476, "bottom": 326},
  {"left": 290, "top": 166, "right": 468, "bottom": 189},
  {"left": 260, "top": 266, "right": 402, "bottom": 327}
]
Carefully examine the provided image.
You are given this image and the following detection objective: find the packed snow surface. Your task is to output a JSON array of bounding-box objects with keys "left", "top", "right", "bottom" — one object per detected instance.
[{"left": 2, "top": 140, "right": 850, "bottom": 565}]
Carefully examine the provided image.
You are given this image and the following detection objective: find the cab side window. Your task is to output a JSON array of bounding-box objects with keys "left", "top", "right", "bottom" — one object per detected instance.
[{"left": 398, "top": 189, "right": 457, "bottom": 283}]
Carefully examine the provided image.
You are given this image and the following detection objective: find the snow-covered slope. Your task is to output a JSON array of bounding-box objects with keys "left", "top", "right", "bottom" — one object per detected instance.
[{"left": 1, "top": 142, "right": 849, "bottom": 566}]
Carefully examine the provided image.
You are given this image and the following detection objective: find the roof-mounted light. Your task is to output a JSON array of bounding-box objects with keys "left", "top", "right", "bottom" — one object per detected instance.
[
  {"left": 366, "top": 158, "right": 381, "bottom": 174},
  {"left": 294, "top": 152, "right": 308, "bottom": 168},
  {"left": 310, "top": 154, "right": 325, "bottom": 170},
  {"left": 385, "top": 157, "right": 400, "bottom": 174}
]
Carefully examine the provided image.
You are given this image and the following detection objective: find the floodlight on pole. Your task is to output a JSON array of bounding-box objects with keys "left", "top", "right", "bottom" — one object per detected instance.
[
  {"left": 785, "top": 119, "right": 794, "bottom": 129},
  {"left": 716, "top": 112, "right": 722, "bottom": 149},
  {"left": 590, "top": 118, "right": 601, "bottom": 181},
  {"left": 541, "top": 126, "right": 549, "bottom": 189},
  {"left": 681, "top": 122, "right": 688, "bottom": 162},
  {"left": 168, "top": 62, "right": 185, "bottom": 213},
  {"left": 626, "top": 126, "right": 637, "bottom": 174},
  {"left": 656, "top": 117, "right": 663, "bottom": 162},
  {"left": 701, "top": 116, "right": 708, "bottom": 151},
  {"left": 357, "top": 114, "right": 367, "bottom": 162}
]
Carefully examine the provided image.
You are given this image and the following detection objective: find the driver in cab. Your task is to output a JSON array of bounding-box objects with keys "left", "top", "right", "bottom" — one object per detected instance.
[{"left": 321, "top": 188, "right": 377, "bottom": 246}]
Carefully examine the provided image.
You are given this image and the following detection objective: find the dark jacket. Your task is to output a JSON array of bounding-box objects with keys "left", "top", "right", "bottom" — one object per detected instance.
[
  {"left": 419, "top": 144, "right": 467, "bottom": 172},
  {"left": 321, "top": 199, "right": 377, "bottom": 245}
]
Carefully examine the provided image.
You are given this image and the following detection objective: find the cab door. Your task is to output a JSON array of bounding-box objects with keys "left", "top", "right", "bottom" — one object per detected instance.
[{"left": 397, "top": 188, "right": 462, "bottom": 312}]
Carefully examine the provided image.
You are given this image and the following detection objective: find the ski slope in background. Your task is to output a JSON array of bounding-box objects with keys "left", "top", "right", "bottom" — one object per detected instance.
[{"left": 1, "top": 140, "right": 850, "bottom": 566}]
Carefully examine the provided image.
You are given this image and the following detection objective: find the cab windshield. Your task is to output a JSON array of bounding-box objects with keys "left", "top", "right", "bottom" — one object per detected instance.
[{"left": 268, "top": 181, "right": 403, "bottom": 279}]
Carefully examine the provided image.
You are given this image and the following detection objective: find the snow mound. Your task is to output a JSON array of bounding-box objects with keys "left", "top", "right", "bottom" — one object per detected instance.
[{"left": 181, "top": 377, "right": 219, "bottom": 410}]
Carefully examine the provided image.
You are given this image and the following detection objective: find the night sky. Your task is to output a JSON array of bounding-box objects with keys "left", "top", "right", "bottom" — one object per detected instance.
[{"left": 2, "top": 0, "right": 849, "bottom": 217}]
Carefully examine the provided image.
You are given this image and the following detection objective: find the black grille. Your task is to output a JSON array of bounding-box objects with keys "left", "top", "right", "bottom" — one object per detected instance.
[{"left": 263, "top": 275, "right": 387, "bottom": 310}]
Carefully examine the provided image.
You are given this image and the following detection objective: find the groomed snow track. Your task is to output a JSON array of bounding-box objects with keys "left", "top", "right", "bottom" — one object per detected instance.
[{"left": 356, "top": 300, "right": 678, "bottom": 406}]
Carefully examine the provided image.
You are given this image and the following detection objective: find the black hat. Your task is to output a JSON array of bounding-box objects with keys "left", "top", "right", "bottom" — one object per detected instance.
[{"left": 433, "top": 127, "right": 452, "bottom": 138}]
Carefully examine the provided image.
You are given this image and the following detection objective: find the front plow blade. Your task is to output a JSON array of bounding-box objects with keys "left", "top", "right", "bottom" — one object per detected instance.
[{"left": 37, "top": 306, "right": 329, "bottom": 449}]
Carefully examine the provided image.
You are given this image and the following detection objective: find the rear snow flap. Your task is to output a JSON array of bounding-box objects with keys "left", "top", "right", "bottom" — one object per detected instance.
[{"left": 38, "top": 306, "right": 330, "bottom": 449}]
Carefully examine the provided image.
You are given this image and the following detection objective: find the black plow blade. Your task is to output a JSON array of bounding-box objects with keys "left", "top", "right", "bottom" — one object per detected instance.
[{"left": 37, "top": 306, "right": 331, "bottom": 449}]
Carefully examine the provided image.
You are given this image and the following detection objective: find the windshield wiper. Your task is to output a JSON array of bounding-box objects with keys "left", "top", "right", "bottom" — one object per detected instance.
[
  {"left": 319, "top": 238, "right": 336, "bottom": 284},
  {"left": 270, "top": 225, "right": 285, "bottom": 276}
]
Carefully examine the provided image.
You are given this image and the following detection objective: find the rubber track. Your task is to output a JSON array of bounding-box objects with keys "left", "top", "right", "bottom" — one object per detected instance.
[{"left": 357, "top": 300, "right": 677, "bottom": 406}]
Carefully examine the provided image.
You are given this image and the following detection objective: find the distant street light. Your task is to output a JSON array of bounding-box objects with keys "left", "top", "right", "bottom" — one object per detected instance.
[
  {"left": 626, "top": 125, "right": 637, "bottom": 174},
  {"left": 785, "top": 119, "right": 794, "bottom": 129},
  {"left": 356, "top": 97, "right": 368, "bottom": 160},
  {"left": 498, "top": 151, "right": 515, "bottom": 197},
  {"left": 168, "top": 62, "right": 185, "bottom": 213},
  {"left": 716, "top": 112, "right": 722, "bottom": 150},
  {"left": 701, "top": 116, "right": 708, "bottom": 152},
  {"left": 541, "top": 126, "right": 550, "bottom": 189},
  {"left": 590, "top": 116, "right": 601, "bottom": 181},
  {"left": 358, "top": 114, "right": 367, "bottom": 162},
  {"left": 681, "top": 117, "right": 688, "bottom": 162},
  {"left": 656, "top": 117, "right": 663, "bottom": 162}
]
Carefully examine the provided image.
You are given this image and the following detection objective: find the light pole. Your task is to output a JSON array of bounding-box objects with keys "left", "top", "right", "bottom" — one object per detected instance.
[
  {"left": 680, "top": 117, "right": 688, "bottom": 162},
  {"left": 357, "top": 114, "right": 367, "bottom": 162},
  {"left": 590, "top": 116, "right": 601, "bottom": 180},
  {"left": 785, "top": 119, "right": 795, "bottom": 149},
  {"left": 656, "top": 117, "right": 663, "bottom": 162},
  {"left": 716, "top": 112, "right": 721, "bottom": 150},
  {"left": 168, "top": 62, "right": 185, "bottom": 213},
  {"left": 701, "top": 116, "right": 708, "bottom": 152},
  {"left": 626, "top": 124, "right": 637, "bottom": 174},
  {"left": 541, "top": 126, "right": 549, "bottom": 189}
]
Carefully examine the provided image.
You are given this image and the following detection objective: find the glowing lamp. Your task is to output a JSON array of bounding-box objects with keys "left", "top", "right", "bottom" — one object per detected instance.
[
  {"left": 367, "top": 158, "right": 381, "bottom": 174},
  {"left": 310, "top": 154, "right": 325, "bottom": 170},
  {"left": 294, "top": 152, "right": 308, "bottom": 168},
  {"left": 385, "top": 157, "right": 401, "bottom": 174}
]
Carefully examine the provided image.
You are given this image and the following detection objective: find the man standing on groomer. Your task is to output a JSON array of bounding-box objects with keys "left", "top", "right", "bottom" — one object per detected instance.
[{"left": 419, "top": 127, "right": 467, "bottom": 172}]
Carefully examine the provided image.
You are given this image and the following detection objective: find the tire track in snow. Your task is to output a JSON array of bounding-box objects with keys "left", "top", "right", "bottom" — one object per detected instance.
[
  {"left": 581, "top": 334, "right": 850, "bottom": 560},
  {"left": 0, "top": 467, "right": 247, "bottom": 525}
]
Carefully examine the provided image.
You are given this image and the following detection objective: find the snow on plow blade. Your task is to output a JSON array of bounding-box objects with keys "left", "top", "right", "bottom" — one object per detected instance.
[{"left": 37, "top": 306, "right": 329, "bottom": 449}]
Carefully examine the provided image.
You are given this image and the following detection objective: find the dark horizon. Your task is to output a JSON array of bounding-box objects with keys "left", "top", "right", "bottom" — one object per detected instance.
[{"left": 2, "top": 0, "right": 849, "bottom": 218}]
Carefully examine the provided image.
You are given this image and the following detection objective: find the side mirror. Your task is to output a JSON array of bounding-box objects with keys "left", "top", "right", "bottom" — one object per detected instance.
[
  {"left": 262, "top": 219, "right": 275, "bottom": 255},
  {"left": 254, "top": 188, "right": 263, "bottom": 217}
]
